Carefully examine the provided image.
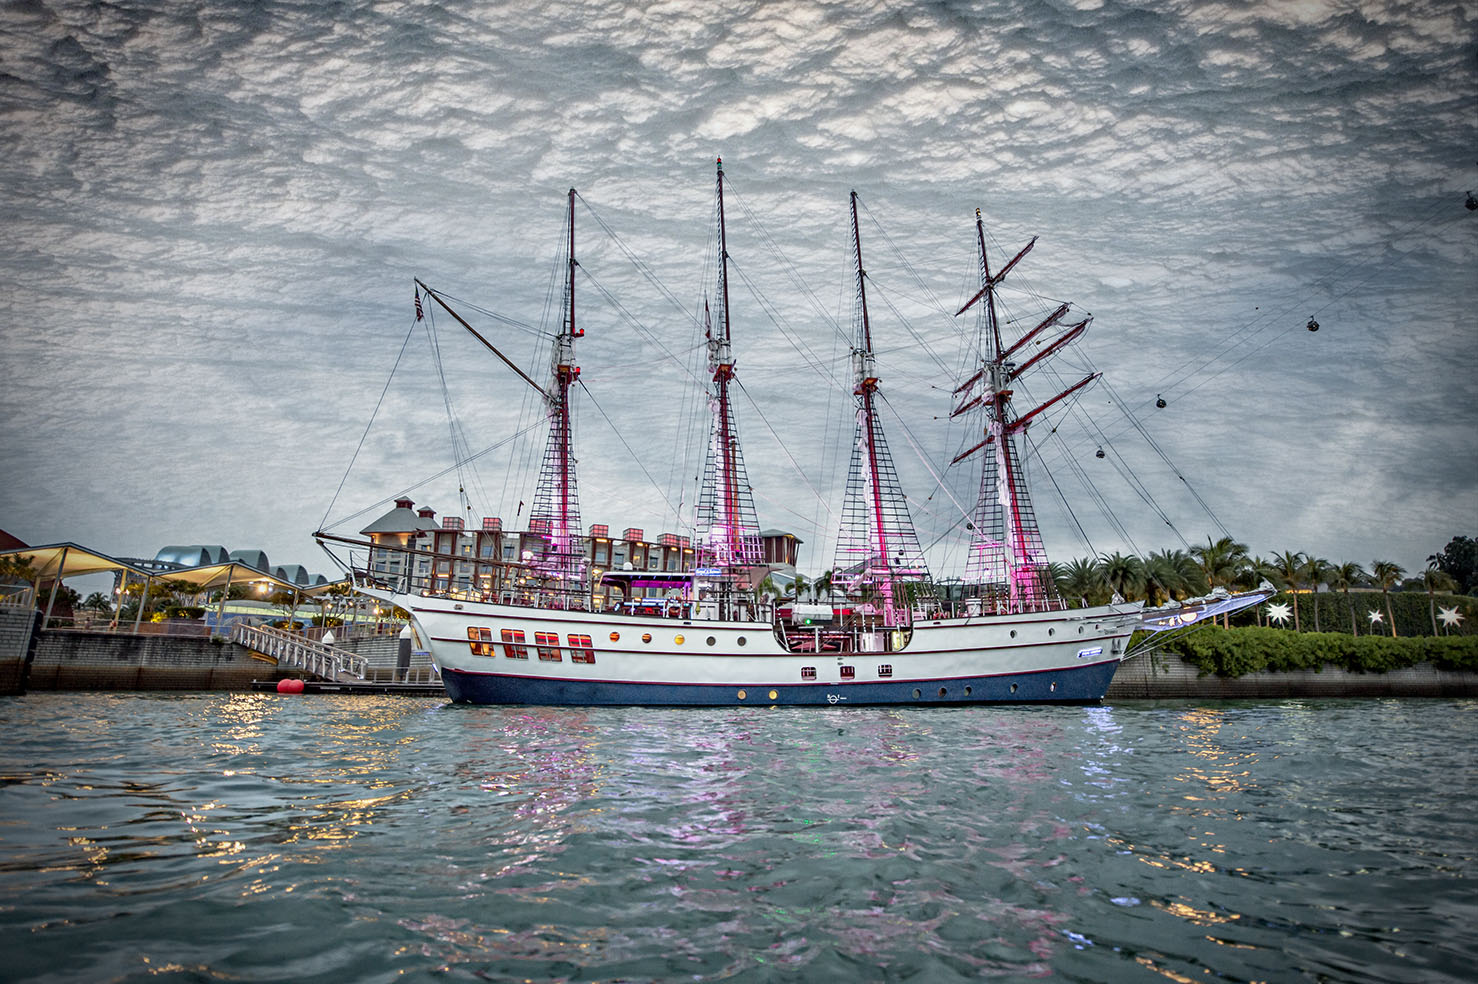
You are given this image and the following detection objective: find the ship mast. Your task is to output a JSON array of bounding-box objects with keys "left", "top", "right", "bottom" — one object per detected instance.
[
  {"left": 955, "top": 209, "right": 1096, "bottom": 613},
  {"left": 526, "top": 188, "right": 586, "bottom": 606},
  {"left": 833, "top": 192, "right": 934, "bottom": 626},
  {"left": 695, "top": 158, "right": 763, "bottom": 589}
]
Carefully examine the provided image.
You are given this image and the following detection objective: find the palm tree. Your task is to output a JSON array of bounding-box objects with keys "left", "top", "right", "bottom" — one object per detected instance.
[
  {"left": 1192, "top": 536, "right": 1248, "bottom": 589},
  {"left": 1142, "top": 550, "right": 1186, "bottom": 605},
  {"left": 1370, "top": 560, "right": 1404, "bottom": 637},
  {"left": 81, "top": 591, "right": 114, "bottom": 615},
  {"left": 789, "top": 573, "right": 811, "bottom": 603},
  {"left": 1421, "top": 565, "right": 1458, "bottom": 636},
  {"left": 1099, "top": 551, "right": 1146, "bottom": 602},
  {"left": 1328, "top": 561, "right": 1366, "bottom": 636},
  {"left": 756, "top": 575, "right": 779, "bottom": 606},
  {"left": 1057, "top": 557, "right": 1106, "bottom": 607},
  {"left": 812, "top": 569, "right": 835, "bottom": 604},
  {"left": 1191, "top": 536, "right": 1248, "bottom": 626},
  {"left": 1271, "top": 551, "right": 1306, "bottom": 631},
  {"left": 1301, "top": 556, "right": 1331, "bottom": 632}
]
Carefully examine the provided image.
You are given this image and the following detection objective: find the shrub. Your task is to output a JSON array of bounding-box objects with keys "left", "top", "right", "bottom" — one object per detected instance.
[{"left": 1161, "top": 626, "right": 1478, "bottom": 677}]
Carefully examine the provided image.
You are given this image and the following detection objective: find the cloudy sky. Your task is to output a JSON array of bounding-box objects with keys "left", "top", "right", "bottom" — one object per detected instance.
[{"left": 1, "top": 0, "right": 1473, "bottom": 583}]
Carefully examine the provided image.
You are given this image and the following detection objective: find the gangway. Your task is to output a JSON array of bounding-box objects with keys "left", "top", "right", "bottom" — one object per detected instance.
[{"left": 232, "top": 622, "right": 368, "bottom": 682}]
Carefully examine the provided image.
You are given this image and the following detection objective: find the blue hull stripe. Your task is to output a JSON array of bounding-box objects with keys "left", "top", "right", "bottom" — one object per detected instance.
[{"left": 438, "top": 660, "right": 1120, "bottom": 706}]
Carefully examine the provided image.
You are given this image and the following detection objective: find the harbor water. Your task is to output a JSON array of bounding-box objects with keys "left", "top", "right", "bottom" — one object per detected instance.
[{"left": 1, "top": 693, "right": 1472, "bottom": 982}]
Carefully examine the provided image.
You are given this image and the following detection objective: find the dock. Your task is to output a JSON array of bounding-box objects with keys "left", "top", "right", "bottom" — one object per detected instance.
[{"left": 250, "top": 679, "right": 446, "bottom": 696}]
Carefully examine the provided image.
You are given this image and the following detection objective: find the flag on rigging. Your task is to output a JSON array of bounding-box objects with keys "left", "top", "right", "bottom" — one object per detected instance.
[{"left": 414, "top": 291, "right": 423, "bottom": 321}]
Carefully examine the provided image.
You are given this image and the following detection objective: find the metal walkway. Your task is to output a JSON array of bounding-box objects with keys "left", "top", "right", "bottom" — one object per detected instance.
[{"left": 232, "top": 622, "right": 368, "bottom": 682}]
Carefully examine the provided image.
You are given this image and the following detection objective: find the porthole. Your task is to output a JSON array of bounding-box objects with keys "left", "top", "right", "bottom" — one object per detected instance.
[
  {"left": 913, "top": 688, "right": 922, "bottom": 699},
  {"left": 641, "top": 633, "right": 652, "bottom": 644},
  {"left": 1010, "top": 630, "right": 1017, "bottom": 638},
  {"left": 737, "top": 689, "right": 747, "bottom": 700},
  {"left": 737, "top": 636, "right": 747, "bottom": 646},
  {"left": 1048, "top": 628, "right": 1055, "bottom": 636},
  {"left": 706, "top": 636, "right": 716, "bottom": 646},
  {"left": 609, "top": 631, "right": 620, "bottom": 642},
  {"left": 1078, "top": 626, "right": 1085, "bottom": 634},
  {"left": 1010, "top": 683, "right": 1018, "bottom": 694},
  {"left": 964, "top": 686, "right": 972, "bottom": 696},
  {"left": 1050, "top": 682, "right": 1057, "bottom": 692},
  {"left": 674, "top": 634, "right": 685, "bottom": 645},
  {"left": 768, "top": 690, "right": 778, "bottom": 700},
  {"left": 938, "top": 688, "right": 947, "bottom": 698}
]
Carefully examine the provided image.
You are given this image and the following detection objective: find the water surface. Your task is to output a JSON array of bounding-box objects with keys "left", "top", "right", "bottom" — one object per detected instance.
[{"left": 1, "top": 694, "right": 1472, "bottom": 982}]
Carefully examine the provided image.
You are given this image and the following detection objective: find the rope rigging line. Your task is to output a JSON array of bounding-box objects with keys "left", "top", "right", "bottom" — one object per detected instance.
[
  {"left": 721, "top": 176, "right": 850, "bottom": 347},
  {"left": 423, "top": 289, "right": 550, "bottom": 341},
  {"left": 574, "top": 191, "right": 697, "bottom": 324},
  {"left": 575, "top": 378, "right": 684, "bottom": 521},
  {"left": 318, "top": 314, "right": 421, "bottom": 531},
  {"left": 422, "top": 306, "right": 473, "bottom": 518},
  {"left": 1020, "top": 424, "right": 1102, "bottom": 561},
  {"left": 867, "top": 284, "right": 959, "bottom": 385},
  {"left": 732, "top": 376, "right": 836, "bottom": 525},
  {"left": 1097, "top": 377, "right": 1230, "bottom": 539},
  {"left": 857, "top": 196, "right": 983, "bottom": 364},
  {"left": 726, "top": 254, "right": 847, "bottom": 389},
  {"left": 1150, "top": 194, "right": 1461, "bottom": 403},
  {"left": 321, "top": 418, "right": 549, "bottom": 535},
  {"left": 875, "top": 391, "right": 973, "bottom": 530},
  {"left": 576, "top": 265, "right": 705, "bottom": 387},
  {"left": 1040, "top": 416, "right": 1144, "bottom": 556}
]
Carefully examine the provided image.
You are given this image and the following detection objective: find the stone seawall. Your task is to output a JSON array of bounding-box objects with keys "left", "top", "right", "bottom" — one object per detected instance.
[
  {"left": 1106, "top": 654, "right": 1478, "bottom": 699},
  {"left": 0, "top": 606, "right": 40, "bottom": 695},
  {"left": 25, "top": 630, "right": 263, "bottom": 691}
]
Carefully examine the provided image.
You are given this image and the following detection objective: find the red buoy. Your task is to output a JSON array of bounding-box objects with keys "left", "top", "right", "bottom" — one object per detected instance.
[{"left": 276, "top": 678, "right": 304, "bottom": 694}]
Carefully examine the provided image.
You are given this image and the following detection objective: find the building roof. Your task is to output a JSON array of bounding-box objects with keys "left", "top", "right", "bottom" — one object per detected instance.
[
  {"left": 155, "top": 545, "right": 230, "bottom": 567},
  {"left": 360, "top": 502, "right": 442, "bottom": 536},
  {"left": 0, "top": 543, "right": 332, "bottom": 595},
  {"left": 0, "top": 542, "right": 154, "bottom": 581}
]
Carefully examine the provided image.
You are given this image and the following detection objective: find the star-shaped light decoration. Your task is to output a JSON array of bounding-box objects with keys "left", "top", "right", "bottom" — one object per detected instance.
[
  {"left": 1438, "top": 606, "right": 1465, "bottom": 629},
  {"left": 1266, "top": 602, "right": 1292, "bottom": 625},
  {"left": 1367, "top": 609, "right": 1384, "bottom": 626}
]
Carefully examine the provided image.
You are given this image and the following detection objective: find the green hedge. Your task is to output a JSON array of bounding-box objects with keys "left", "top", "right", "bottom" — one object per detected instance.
[
  {"left": 1231, "top": 591, "right": 1475, "bottom": 638},
  {"left": 1159, "top": 626, "right": 1478, "bottom": 678}
]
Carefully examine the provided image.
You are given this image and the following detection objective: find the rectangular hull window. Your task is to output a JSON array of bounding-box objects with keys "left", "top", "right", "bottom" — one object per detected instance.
[
  {"left": 568, "top": 633, "right": 595, "bottom": 664},
  {"left": 536, "top": 631, "right": 562, "bottom": 662},
  {"left": 467, "top": 626, "right": 495, "bottom": 657},
  {"left": 500, "top": 628, "right": 528, "bottom": 659}
]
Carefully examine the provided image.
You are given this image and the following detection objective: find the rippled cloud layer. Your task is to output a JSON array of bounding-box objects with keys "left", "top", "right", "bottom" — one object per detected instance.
[{"left": 1, "top": 0, "right": 1473, "bottom": 574}]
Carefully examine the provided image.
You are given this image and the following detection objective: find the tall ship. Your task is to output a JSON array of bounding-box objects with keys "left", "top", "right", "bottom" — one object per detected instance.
[{"left": 319, "top": 161, "right": 1265, "bottom": 705}]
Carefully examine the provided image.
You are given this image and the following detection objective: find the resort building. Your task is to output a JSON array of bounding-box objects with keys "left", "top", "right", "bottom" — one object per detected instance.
[{"left": 360, "top": 499, "right": 801, "bottom": 609}]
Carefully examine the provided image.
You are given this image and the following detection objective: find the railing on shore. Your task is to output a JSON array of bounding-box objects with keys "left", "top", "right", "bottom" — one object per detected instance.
[
  {"left": 232, "top": 622, "right": 369, "bottom": 682},
  {"left": 28, "top": 613, "right": 408, "bottom": 640}
]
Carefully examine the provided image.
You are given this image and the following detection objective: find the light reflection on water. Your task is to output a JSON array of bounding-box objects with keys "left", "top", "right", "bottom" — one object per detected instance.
[{"left": 0, "top": 694, "right": 1473, "bottom": 982}]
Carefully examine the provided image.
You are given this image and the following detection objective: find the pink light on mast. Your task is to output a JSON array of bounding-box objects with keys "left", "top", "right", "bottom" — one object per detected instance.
[
  {"left": 527, "top": 188, "right": 587, "bottom": 605},
  {"left": 694, "top": 158, "right": 763, "bottom": 576},
  {"left": 958, "top": 209, "right": 1093, "bottom": 614},
  {"left": 832, "top": 192, "right": 935, "bottom": 626}
]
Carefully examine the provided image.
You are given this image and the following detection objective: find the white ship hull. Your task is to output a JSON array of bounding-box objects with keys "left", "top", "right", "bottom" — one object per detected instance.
[{"left": 382, "top": 591, "right": 1143, "bottom": 705}]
